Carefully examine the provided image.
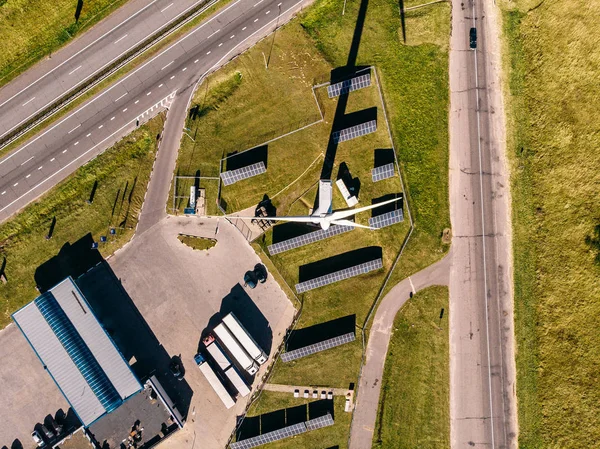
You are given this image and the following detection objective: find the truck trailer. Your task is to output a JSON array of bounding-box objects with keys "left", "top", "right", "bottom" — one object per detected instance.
[
  {"left": 224, "top": 366, "right": 251, "bottom": 397},
  {"left": 194, "top": 353, "right": 235, "bottom": 409},
  {"left": 213, "top": 323, "right": 259, "bottom": 375},
  {"left": 222, "top": 313, "right": 268, "bottom": 365},
  {"left": 204, "top": 335, "right": 251, "bottom": 397}
]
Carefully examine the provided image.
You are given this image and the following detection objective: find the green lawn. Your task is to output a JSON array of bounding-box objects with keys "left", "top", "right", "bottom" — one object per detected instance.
[
  {"left": 0, "top": 0, "right": 128, "bottom": 86},
  {"left": 372, "top": 286, "right": 449, "bottom": 448},
  {"left": 177, "top": 234, "right": 217, "bottom": 251},
  {"left": 244, "top": 392, "right": 352, "bottom": 449},
  {"left": 0, "top": 114, "right": 164, "bottom": 327},
  {"left": 500, "top": 0, "right": 600, "bottom": 447}
]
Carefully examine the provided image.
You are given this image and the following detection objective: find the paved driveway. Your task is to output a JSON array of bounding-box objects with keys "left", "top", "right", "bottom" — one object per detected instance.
[{"left": 108, "top": 215, "right": 295, "bottom": 449}]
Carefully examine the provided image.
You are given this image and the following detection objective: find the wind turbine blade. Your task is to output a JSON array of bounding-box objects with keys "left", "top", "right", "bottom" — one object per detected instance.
[
  {"left": 330, "top": 197, "right": 400, "bottom": 220},
  {"left": 227, "top": 215, "right": 317, "bottom": 224},
  {"left": 330, "top": 219, "right": 377, "bottom": 230}
]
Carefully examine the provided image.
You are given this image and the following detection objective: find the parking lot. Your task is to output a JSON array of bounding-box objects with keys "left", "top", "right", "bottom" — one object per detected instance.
[{"left": 0, "top": 215, "right": 294, "bottom": 449}]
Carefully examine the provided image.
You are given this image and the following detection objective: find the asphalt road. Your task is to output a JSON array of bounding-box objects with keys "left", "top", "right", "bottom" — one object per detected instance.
[
  {"left": 348, "top": 253, "right": 451, "bottom": 448},
  {"left": 0, "top": 0, "right": 212, "bottom": 142},
  {"left": 448, "top": 0, "right": 518, "bottom": 447},
  {"left": 0, "top": 0, "right": 309, "bottom": 223}
]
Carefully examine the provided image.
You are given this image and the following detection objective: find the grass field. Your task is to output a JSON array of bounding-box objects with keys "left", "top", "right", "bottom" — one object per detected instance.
[
  {"left": 0, "top": 0, "right": 128, "bottom": 86},
  {"left": 0, "top": 114, "right": 164, "bottom": 328},
  {"left": 243, "top": 392, "right": 352, "bottom": 449},
  {"left": 500, "top": 0, "right": 600, "bottom": 447},
  {"left": 372, "top": 286, "right": 449, "bottom": 448},
  {"left": 177, "top": 234, "right": 217, "bottom": 251}
]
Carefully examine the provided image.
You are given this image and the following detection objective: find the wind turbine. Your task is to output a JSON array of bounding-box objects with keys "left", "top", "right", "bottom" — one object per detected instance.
[{"left": 231, "top": 180, "right": 400, "bottom": 230}]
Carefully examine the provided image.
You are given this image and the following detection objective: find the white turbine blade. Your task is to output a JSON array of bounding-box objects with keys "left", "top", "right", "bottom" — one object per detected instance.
[
  {"left": 330, "top": 197, "right": 400, "bottom": 220},
  {"left": 228, "top": 215, "right": 316, "bottom": 224},
  {"left": 330, "top": 219, "right": 377, "bottom": 230}
]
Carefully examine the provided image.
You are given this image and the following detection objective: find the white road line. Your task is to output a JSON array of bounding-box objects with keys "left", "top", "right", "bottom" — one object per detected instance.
[
  {"left": 0, "top": 0, "right": 232, "bottom": 143},
  {"left": 98, "top": 125, "right": 104, "bottom": 129},
  {"left": 13, "top": 183, "right": 18, "bottom": 187},
  {"left": 22, "top": 97, "right": 35, "bottom": 107},
  {"left": 38, "top": 166, "right": 43, "bottom": 170},
  {"left": 115, "top": 92, "right": 128, "bottom": 101},
  {"left": 159, "top": 83, "right": 164, "bottom": 88},
  {"left": 86, "top": 133, "right": 91, "bottom": 137},
  {"left": 135, "top": 100, "right": 140, "bottom": 104},
  {"left": 207, "top": 29, "right": 221, "bottom": 39},
  {"left": 63, "top": 149, "right": 68, "bottom": 153},
  {"left": 110, "top": 117, "right": 115, "bottom": 121},
  {"left": 20, "top": 156, "right": 34, "bottom": 166},
  {"left": 147, "top": 91, "right": 152, "bottom": 95},
  {"left": 68, "top": 65, "right": 82, "bottom": 75},
  {"left": 230, "top": 35, "right": 235, "bottom": 39},
  {"left": 242, "top": 26, "right": 247, "bottom": 30},
  {"left": 68, "top": 124, "right": 81, "bottom": 134},
  {"left": 50, "top": 158, "right": 55, "bottom": 162},
  {"left": 170, "top": 75, "right": 175, "bottom": 79},
  {"left": 266, "top": 10, "right": 270, "bottom": 14},
  {"left": 26, "top": 174, "right": 31, "bottom": 179},
  {"left": 207, "top": 51, "right": 211, "bottom": 55},
  {"left": 122, "top": 108, "right": 128, "bottom": 112},
  {"left": 74, "top": 141, "right": 79, "bottom": 145},
  {"left": 253, "top": 0, "right": 263, "bottom": 6},
  {"left": 182, "top": 67, "right": 187, "bottom": 71},
  {"left": 114, "top": 34, "right": 128, "bottom": 44},
  {"left": 254, "top": 18, "right": 259, "bottom": 22},
  {"left": 218, "top": 43, "right": 223, "bottom": 47},
  {"left": 1, "top": 192, "right": 5, "bottom": 195},
  {"left": 278, "top": 2, "right": 282, "bottom": 5},
  {"left": 194, "top": 59, "right": 199, "bottom": 63},
  {"left": 161, "top": 61, "right": 174, "bottom": 70},
  {"left": 160, "top": 2, "right": 173, "bottom": 13}
]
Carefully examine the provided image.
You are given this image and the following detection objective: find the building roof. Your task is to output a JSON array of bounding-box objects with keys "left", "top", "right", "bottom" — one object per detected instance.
[{"left": 12, "top": 277, "right": 141, "bottom": 426}]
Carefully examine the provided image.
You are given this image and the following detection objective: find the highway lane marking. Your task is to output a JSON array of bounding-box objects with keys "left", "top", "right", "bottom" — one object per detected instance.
[
  {"left": 26, "top": 174, "right": 31, "bottom": 179},
  {"left": 207, "top": 29, "right": 221, "bottom": 39},
  {"left": 254, "top": 18, "right": 259, "bottom": 22},
  {"left": 242, "top": 26, "right": 247, "bottom": 30},
  {"left": 194, "top": 59, "right": 199, "bottom": 63},
  {"left": 160, "top": 2, "right": 173, "bottom": 13},
  {"left": 159, "top": 83, "right": 164, "bottom": 88},
  {"left": 230, "top": 35, "right": 235, "bottom": 39},
  {"left": 98, "top": 125, "right": 104, "bottom": 129},
  {"left": 63, "top": 149, "right": 68, "bottom": 153},
  {"left": 68, "top": 124, "right": 81, "bottom": 133},
  {"left": 135, "top": 100, "right": 140, "bottom": 104},
  {"left": 147, "top": 91, "right": 152, "bottom": 95},
  {"left": 278, "top": 2, "right": 282, "bottom": 5},
  {"left": 0, "top": 0, "right": 221, "bottom": 142},
  {"left": 266, "top": 10, "right": 270, "bottom": 14},
  {"left": 68, "top": 65, "right": 82, "bottom": 75},
  {"left": 1, "top": 192, "right": 4, "bottom": 195},
  {"left": 218, "top": 43, "right": 223, "bottom": 47},
  {"left": 50, "top": 158, "right": 55, "bottom": 162},
  {"left": 161, "top": 61, "right": 174, "bottom": 70},
  {"left": 22, "top": 97, "right": 36, "bottom": 107},
  {"left": 253, "top": 0, "right": 263, "bottom": 6},
  {"left": 182, "top": 67, "right": 187, "bottom": 71},
  {"left": 115, "top": 92, "right": 128, "bottom": 101},
  {"left": 206, "top": 51, "right": 211, "bottom": 55},
  {"left": 13, "top": 183, "right": 18, "bottom": 187},
  {"left": 74, "top": 141, "right": 79, "bottom": 145},
  {"left": 38, "top": 166, "right": 43, "bottom": 170},
  {"left": 0, "top": 0, "right": 159, "bottom": 111},
  {"left": 170, "top": 75, "right": 175, "bottom": 79},
  {"left": 114, "top": 34, "right": 128, "bottom": 44},
  {"left": 122, "top": 108, "right": 127, "bottom": 112},
  {"left": 20, "top": 156, "right": 34, "bottom": 166},
  {"left": 86, "top": 133, "right": 92, "bottom": 137},
  {"left": 111, "top": 117, "right": 116, "bottom": 120}
]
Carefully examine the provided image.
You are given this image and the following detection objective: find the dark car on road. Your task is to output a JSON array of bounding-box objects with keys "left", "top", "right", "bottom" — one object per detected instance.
[
  {"left": 470, "top": 27, "right": 477, "bottom": 49},
  {"left": 243, "top": 264, "right": 268, "bottom": 289}
]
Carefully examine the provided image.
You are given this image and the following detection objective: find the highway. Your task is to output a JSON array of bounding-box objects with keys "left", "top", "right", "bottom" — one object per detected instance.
[
  {"left": 0, "top": 0, "right": 308, "bottom": 222},
  {"left": 0, "top": 0, "right": 214, "bottom": 143},
  {"left": 448, "top": 0, "right": 517, "bottom": 446}
]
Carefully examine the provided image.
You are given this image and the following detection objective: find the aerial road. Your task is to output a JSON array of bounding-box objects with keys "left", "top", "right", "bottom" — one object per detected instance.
[
  {"left": 448, "top": 0, "right": 518, "bottom": 446},
  {"left": 0, "top": 0, "right": 215, "bottom": 144},
  {"left": 0, "top": 0, "right": 308, "bottom": 222}
]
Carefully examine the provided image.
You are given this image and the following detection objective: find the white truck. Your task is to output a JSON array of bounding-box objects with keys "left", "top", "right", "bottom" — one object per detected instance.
[
  {"left": 213, "top": 323, "right": 259, "bottom": 375},
  {"left": 193, "top": 353, "right": 235, "bottom": 409},
  {"left": 222, "top": 313, "right": 268, "bottom": 365},
  {"left": 203, "top": 335, "right": 251, "bottom": 397}
]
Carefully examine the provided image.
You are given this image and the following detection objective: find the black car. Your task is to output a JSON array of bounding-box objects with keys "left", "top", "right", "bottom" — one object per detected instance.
[
  {"left": 169, "top": 356, "right": 185, "bottom": 381},
  {"left": 254, "top": 264, "right": 267, "bottom": 284},
  {"left": 469, "top": 27, "right": 477, "bottom": 49}
]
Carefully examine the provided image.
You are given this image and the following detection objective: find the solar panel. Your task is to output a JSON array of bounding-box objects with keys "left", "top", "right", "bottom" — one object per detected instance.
[
  {"left": 281, "top": 332, "right": 355, "bottom": 362},
  {"left": 305, "top": 413, "right": 334, "bottom": 431},
  {"left": 230, "top": 423, "right": 306, "bottom": 449},
  {"left": 372, "top": 163, "right": 395, "bottom": 182},
  {"left": 295, "top": 258, "right": 383, "bottom": 293},
  {"left": 331, "top": 120, "right": 377, "bottom": 143},
  {"left": 220, "top": 162, "right": 266, "bottom": 186},
  {"left": 327, "top": 73, "right": 371, "bottom": 98},
  {"left": 369, "top": 209, "right": 404, "bottom": 229},
  {"left": 268, "top": 225, "right": 353, "bottom": 255}
]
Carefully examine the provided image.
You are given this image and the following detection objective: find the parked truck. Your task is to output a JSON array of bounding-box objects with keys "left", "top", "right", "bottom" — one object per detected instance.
[
  {"left": 203, "top": 335, "right": 251, "bottom": 397},
  {"left": 194, "top": 353, "right": 235, "bottom": 409},
  {"left": 222, "top": 312, "right": 268, "bottom": 365},
  {"left": 213, "top": 323, "right": 259, "bottom": 375}
]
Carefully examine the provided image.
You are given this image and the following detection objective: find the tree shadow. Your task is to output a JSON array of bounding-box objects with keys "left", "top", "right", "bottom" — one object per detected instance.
[
  {"left": 373, "top": 148, "right": 395, "bottom": 168},
  {"left": 585, "top": 224, "right": 600, "bottom": 265},
  {"left": 285, "top": 315, "right": 356, "bottom": 351},
  {"left": 298, "top": 246, "right": 382, "bottom": 282},
  {"left": 371, "top": 193, "right": 403, "bottom": 217},
  {"left": 225, "top": 145, "right": 268, "bottom": 171}
]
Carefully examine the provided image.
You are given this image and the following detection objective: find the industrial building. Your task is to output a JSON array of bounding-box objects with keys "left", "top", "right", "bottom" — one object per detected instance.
[{"left": 12, "top": 277, "right": 182, "bottom": 448}]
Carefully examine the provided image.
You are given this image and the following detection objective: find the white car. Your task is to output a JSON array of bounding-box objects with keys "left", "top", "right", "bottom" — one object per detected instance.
[
  {"left": 31, "top": 430, "right": 44, "bottom": 447},
  {"left": 293, "top": 389, "right": 299, "bottom": 398}
]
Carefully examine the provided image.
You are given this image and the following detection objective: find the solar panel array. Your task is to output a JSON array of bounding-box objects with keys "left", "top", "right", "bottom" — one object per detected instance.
[
  {"left": 220, "top": 162, "right": 266, "bottom": 186},
  {"left": 281, "top": 332, "right": 355, "bottom": 362},
  {"left": 372, "top": 163, "right": 395, "bottom": 182},
  {"left": 295, "top": 258, "right": 383, "bottom": 293},
  {"left": 230, "top": 423, "right": 306, "bottom": 449},
  {"left": 305, "top": 413, "right": 335, "bottom": 431},
  {"left": 267, "top": 225, "right": 353, "bottom": 255},
  {"left": 369, "top": 209, "right": 404, "bottom": 229},
  {"left": 331, "top": 120, "right": 377, "bottom": 144},
  {"left": 327, "top": 73, "right": 371, "bottom": 98}
]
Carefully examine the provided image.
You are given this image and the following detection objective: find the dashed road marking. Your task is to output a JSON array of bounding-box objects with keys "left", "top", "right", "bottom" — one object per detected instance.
[
  {"left": 159, "top": 83, "right": 164, "bottom": 88},
  {"left": 207, "top": 51, "right": 211, "bottom": 55},
  {"left": 161, "top": 61, "right": 174, "bottom": 70},
  {"left": 147, "top": 91, "right": 152, "bottom": 95},
  {"left": 160, "top": 2, "right": 173, "bottom": 12},
  {"left": 110, "top": 117, "right": 115, "bottom": 121},
  {"left": 68, "top": 65, "right": 82, "bottom": 75},
  {"left": 254, "top": 18, "right": 259, "bottom": 22},
  {"left": 182, "top": 67, "right": 187, "bottom": 71},
  {"left": 122, "top": 108, "right": 127, "bottom": 112},
  {"left": 115, "top": 92, "right": 128, "bottom": 101},
  {"left": 63, "top": 149, "right": 68, "bottom": 153},
  {"left": 135, "top": 100, "right": 140, "bottom": 104},
  {"left": 170, "top": 75, "right": 175, "bottom": 79},
  {"left": 194, "top": 59, "right": 199, "bottom": 63},
  {"left": 98, "top": 125, "right": 104, "bottom": 129},
  {"left": 86, "top": 133, "right": 91, "bottom": 137},
  {"left": 266, "top": 10, "right": 270, "bottom": 14},
  {"left": 20, "top": 156, "right": 34, "bottom": 166},
  {"left": 26, "top": 174, "right": 31, "bottom": 179},
  {"left": 50, "top": 158, "right": 55, "bottom": 162},
  {"left": 68, "top": 124, "right": 81, "bottom": 133},
  {"left": 230, "top": 35, "right": 235, "bottom": 39},
  {"left": 74, "top": 141, "right": 79, "bottom": 146},
  {"left": 208, "top": 29, "right": 221, "bottom": 39},
  {"left": 253, "top": 0, "right": 263, "bottom": 6},
  {"left": 13, "top": 183, "right": 18, "bottom": 187},
  {"left": 218, "top": 43, "right": 223, "bottom": 47},
  {"left": 22, "top": 97, "right": 35, "bottom": 106},
  {"left": 114, "top": 34, "right": 128, "bottom": 44},
  {"left": 242, "top": 26, "right": 247, "bottom": 30},
  {"left": 38, "top": 166, "right": 43, "bottom": 170}
]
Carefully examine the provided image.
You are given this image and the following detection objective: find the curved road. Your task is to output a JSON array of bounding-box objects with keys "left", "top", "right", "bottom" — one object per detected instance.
[{"left": 349, "top": 253, "right": 451, "bottom": 448}]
